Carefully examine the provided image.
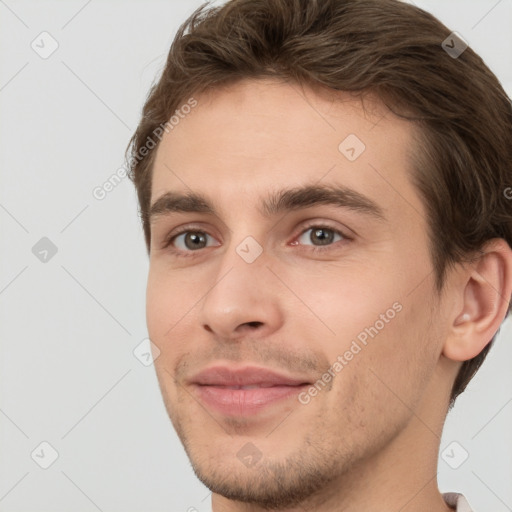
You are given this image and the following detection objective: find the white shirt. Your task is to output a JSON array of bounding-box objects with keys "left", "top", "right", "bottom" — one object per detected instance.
[{"left": 443, "top": 493, "right": 473, "bottom": 511}]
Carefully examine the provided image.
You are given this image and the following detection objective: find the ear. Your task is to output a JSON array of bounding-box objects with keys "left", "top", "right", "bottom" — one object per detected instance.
[{"left": 443, "top": 238, "right": 512, "bottom": 362}]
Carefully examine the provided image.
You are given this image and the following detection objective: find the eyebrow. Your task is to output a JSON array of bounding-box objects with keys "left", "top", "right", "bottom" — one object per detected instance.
[{"left": 149, "top": 184, "right": 386, "bottom": 224}]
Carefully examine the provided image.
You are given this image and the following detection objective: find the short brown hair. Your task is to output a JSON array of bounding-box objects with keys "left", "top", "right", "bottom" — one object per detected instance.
[{"left": 126, "top": 0, "right": 512, "bottom": 404}]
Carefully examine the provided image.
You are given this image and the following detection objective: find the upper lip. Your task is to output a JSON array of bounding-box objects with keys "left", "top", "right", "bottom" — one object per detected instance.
[{"left": 189, "top": 365, "right": 312, "bottom": 387}]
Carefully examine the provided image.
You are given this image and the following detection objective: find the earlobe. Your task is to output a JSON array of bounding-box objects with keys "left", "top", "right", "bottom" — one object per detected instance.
[{"left": 443, "top": 238, "right": 512, "bottom": 362}]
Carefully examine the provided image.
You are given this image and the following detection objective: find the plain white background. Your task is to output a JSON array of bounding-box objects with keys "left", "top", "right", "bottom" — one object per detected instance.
[{"left": 0, "top": 1, "right": 511, "bottom": 511}]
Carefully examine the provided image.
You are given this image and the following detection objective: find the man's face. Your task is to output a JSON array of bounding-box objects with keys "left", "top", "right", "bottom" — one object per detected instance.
[{"left": 146, "top": 79, "right": 449, "bottom": 507}]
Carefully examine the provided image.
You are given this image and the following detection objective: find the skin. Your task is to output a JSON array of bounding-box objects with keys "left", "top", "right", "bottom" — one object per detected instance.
[{"left": 145, "top": 78, "right": 512, "bottom": 511}]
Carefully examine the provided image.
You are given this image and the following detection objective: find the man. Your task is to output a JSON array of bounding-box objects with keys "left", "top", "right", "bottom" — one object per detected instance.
[{"left": 126, "top": 0, "right": 512, "bottom": 510}]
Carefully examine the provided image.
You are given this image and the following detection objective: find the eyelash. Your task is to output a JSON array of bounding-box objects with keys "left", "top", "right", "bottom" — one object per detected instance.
[{"left": 162, "top": 222, "right": 351, "bottom": 258}]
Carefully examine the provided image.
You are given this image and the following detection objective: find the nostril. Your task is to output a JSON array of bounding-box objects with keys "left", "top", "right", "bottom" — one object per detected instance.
[{"left": 246, "top": 321, "right": 263, "bottom": 328}]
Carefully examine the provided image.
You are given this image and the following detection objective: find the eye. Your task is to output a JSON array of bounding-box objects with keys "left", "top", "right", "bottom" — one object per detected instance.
[
  {"left": 169, "top": 229, "right": 219, "bottom": 253},
  {"left": 293, "top": 225, "right": 346, "bottom": 249},
  {"left": 162, "top": 222, "right": 349, "bottom": 258}
]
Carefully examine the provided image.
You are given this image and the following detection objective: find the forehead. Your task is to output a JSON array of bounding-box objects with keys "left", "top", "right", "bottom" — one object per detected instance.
[{"left": 150, "top": 78, "right": 426, "bottom": 225}]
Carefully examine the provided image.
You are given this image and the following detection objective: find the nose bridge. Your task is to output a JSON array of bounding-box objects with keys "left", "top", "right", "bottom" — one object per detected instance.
[{"left": 213, "top": 216, "right": 269, "bottom": 288}]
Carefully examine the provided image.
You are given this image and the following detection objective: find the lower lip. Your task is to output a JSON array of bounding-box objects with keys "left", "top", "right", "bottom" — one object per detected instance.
[{"left": 192, "top": 384, "right": 308, "bottom": 416}]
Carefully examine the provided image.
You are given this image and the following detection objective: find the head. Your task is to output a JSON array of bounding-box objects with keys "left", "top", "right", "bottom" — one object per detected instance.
[{"left": 126, "top": 0, "right": 512, "bottom": 507}]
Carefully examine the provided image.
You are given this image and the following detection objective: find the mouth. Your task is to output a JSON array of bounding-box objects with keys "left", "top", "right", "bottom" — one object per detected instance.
[{"left": 188, "top": 365, "right": 312, "bottom": 417}]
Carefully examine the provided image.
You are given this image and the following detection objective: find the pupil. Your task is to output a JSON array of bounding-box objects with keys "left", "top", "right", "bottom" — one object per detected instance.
[{"left": 186, "top": 232, "right": 206, "bottom": 249}]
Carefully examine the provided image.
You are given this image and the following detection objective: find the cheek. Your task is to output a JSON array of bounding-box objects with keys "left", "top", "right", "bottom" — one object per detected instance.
[
  {"left": 146, "top": 271, "right": 192, "bottom": 393},
  {"left": 286, "top": 263, "right": 400, "bottom": 347},
  {"left": 360, "top": 292, "right": 439, "bottom": 407},
  {"left": 146, "top": 269, "right": 187, "bottom": 359},
  {"left": 145, "top": 265, "right": 198, "bottom": 335},
  {"left": 293, "top": 262, "right": 436, "bottom": 395},
  {"left": 319, "top": 303, "right": 437, "bottom": 446},
  {"left": 145, "top": 270, "right": 168, "bottom": 339}
]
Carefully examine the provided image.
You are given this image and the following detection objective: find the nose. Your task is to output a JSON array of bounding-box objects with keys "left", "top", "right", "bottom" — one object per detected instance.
[{"left": 198, "top": 241, "right": 284, "bottom": 341}]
